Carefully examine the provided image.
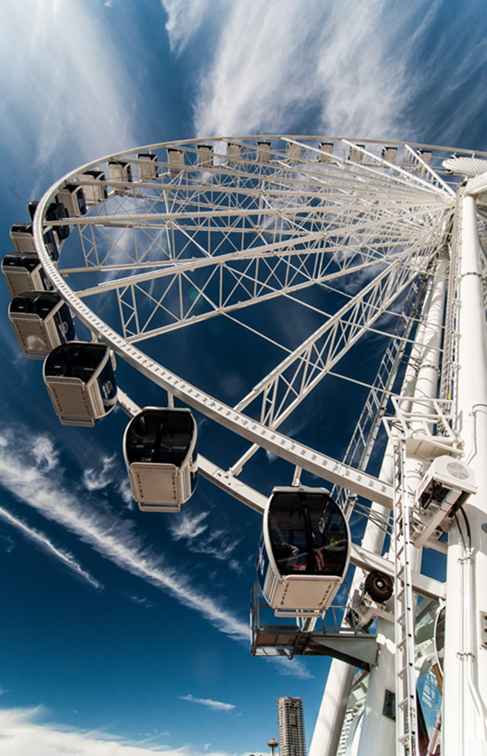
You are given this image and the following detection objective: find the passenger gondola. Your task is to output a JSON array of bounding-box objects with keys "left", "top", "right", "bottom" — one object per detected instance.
[
  {"left": 43, "top": 341, "right": 117, "bottom": 426},
  {"left": 29, "top": 200, "right": 70, "bottom": 240},
  {"left": 77, "top": 170, "right": 107, "bottom": 204},
  {"left": 227, "top": 142, "right": 242, "bottom": 161},
  {"left": 8, "top": 291, "right": 75, "bottom": 358},
  {"left": 382, "top": 146, "right": 398, "bottom": 163},
  {"left": 107, "top": 159, "right": 132, "bottom": 186},
  {"left": 167, "top": 147, "right": 185, "bottom": 175},
  {"left": 138, "top": 152, "right": 158, "bottom": 180},
  {"left": 256, "top": 141, "right": 272, "bottom": 163},
  {"left": 257, "top": 486, "right": 350, "bottom": 616},
  {"left": 2, "top": 254, "right": 49, "bottom": 297},
  {"left": 57, "top": 184, "right": 87, "bottom": 218},
  {"left": 123, "top": 407, "right": 197, "bottom": 512},
  {"left": 196, "top": 144, "right": 214, "bottom": 166},
  {"left": 319, "top": 142, "right": 334, "bottom": 160},
  {"left": 9, "top": 224, "right": 60, "bottom": 260}
]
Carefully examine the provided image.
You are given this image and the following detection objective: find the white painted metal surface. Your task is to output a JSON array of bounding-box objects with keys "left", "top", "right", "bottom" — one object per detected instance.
[{"left": 20, "top": 134, "right": 487, "bottom": 756}]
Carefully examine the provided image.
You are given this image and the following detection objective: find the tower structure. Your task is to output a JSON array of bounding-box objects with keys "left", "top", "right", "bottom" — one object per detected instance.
[{"left": 278, "top": 697, "right": 306, "bottom": 756}]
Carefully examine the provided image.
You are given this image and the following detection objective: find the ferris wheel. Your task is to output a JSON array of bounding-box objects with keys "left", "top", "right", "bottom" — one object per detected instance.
[{"left": 5, "top": 135, "right": 487, "bottom": 756}]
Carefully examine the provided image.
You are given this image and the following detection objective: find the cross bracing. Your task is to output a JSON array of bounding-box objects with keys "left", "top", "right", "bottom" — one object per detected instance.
[{"left": 40, "top": 135, "right": 458, "bottom": 511}]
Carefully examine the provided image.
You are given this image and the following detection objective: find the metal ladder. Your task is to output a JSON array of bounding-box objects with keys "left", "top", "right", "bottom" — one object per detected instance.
[
  {"left": 392, "top": 438, "right": 419, "bottom": 756},
  {"left": 336, "top": 706, "right": 358, "bottom": 756}
]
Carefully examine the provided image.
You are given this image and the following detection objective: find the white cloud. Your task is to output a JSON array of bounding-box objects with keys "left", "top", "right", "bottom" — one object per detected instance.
[
  {"left": 170, "top": 511, "right": 209, "bottom": 540},
  {"left": 0, "top": 0, "right": 139, "bottom": 187},
  {"left": 170, "top": 514, "right": 240, "bottom": 567},
  {"left": 179, "top": 694, "right": 235, "bottom": 712},
  {"left": 83, "top": 454, "right": 117, "bottom": 491},
  {"left": 0, "top": 429, "right": 310, "bottom": 678},
  {"left": 168, "top": 0, "right": 436, "bottom": 140},
  {"left": 31, "top": 436, "right": 59, "bottom": 473},
  {"left": 119, "top": 478, "right": 134, "bottom": 506},
  {"left": 160, "top": 0, "right": 210, "bottom": 54},
  {"left": 0, "top": 505, "right": 101, "bottom": 591},
  {"left": 0, "top": 705, "right": 235, "bottom": 756}
]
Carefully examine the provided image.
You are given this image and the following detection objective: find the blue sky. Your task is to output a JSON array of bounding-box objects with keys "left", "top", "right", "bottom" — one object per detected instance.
[{"left": 0, "top": 1, "right": 487, "bottom": 754}]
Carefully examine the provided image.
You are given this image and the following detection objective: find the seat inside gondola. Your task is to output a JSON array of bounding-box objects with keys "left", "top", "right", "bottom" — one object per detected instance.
[
  {"left": 125, "top": 408, "right": 195, "bottom": 467},
  {"left": 268, "top": 489, "right": 349, "bottom": 578}
]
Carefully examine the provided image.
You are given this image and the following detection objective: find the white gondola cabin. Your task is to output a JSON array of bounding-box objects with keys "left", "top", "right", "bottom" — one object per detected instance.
[
  {"left": 257, "top": 141, "right": 272, "bottom": 163},
  {"left": 57, "top": 184, "right": 87, "bottom": 218},
  {"left": 77, "top": 170, "right": 107, "bottom": 204},
  {"left": 287, "top": 142, "right": 301, "bottom": 161},
  {"left": 227, "top": 142, "right": 242, "bottom": 162},
  {"left": 382, "top": 145, "right": 398, "bottom": 163},
  {"left": 137, "top": 152, "right": 158, "bottom": 180},
  {"left": 196, "top": 144, "right": 214, "bottom": 166},
  {"left": 123, "top": 407, "right": 197, "bottom": 512},
  {"left": 318, "top": 142, "right": 334, "bottom": 160},
  {"left": 167, "top": 147, "right": 185, "bottom": 175},
  {"left": 258, "top": 486, "right": 350, "bottom": 616},
  {"left": 9, "top": 224, "right": 60, "bottom": 260},
  {"left": 8, "top": 291, "right": 75, "bottom": 359},
  {"left": 418, "top": 149, "right": 432, "bottom": 163},
  {"left": 29, "top": 200, "right": 70, "bottom": 241},
  {"left": 349, "top": 144, "right": 365, "bottom": 162},
  {"left": 107, "top": 160, "right": 132, "bottom": 187},
  {"left": 2, "top": 255, "right": 49, "bottom": 297},
  {"left": 43, "top": 342, "right": 117, "bottom": 426}
]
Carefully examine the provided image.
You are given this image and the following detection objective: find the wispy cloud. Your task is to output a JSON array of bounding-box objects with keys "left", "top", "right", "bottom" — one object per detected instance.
[
  {"left": 170, "top": 511, "right": 209, "bottom": 541},
  {"left": 118, "top": 478, "right": 134, "bottom": 507},
  {"left": 0, "top": 429, "right": 310, "bottom": 678},
  {"left": 185, "top": 0, "right": 418, "bottom": 138},
  {"left": 0, "top": 705, "right": 235, "bottom": 756},
  {"left": 164, "top": 0, "right": 481, "bottom": 146},
  {"left": 83, "top": 455, "right": 117, "bottom": 491},
  {"left": 179, "top": 694, "right": 235, "bottom": 712},
  {"left": 0, "top": 0, "right": 139, "bottom": 193},
  {"left": 160, "top": 0, "right": 211, "bottom": 55},
  {"left": 0, "top": 505, "right": 101, "bottom": 590},
  {"left": 31, "top": 436, "right": 59, "bottom": 473},
  {"left": 169, "top": 512, "right": 241, "bottom": 571}
]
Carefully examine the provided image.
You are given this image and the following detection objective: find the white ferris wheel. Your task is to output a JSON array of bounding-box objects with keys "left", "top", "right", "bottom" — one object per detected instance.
[{"left": 5, "top": 135, "right": 487, "bottom": 756}]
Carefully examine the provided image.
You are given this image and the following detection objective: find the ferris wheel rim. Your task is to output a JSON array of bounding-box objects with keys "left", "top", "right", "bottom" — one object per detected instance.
[{"left": 31, "top": 134, "right": 465, "bottom": 503}]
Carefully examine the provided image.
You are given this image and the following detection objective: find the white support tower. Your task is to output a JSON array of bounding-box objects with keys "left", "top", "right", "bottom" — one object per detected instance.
[{"left": 392, "top": 438, "right": 419, "bottom": 755}]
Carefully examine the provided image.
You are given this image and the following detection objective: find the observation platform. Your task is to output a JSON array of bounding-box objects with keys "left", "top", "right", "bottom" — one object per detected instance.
[{"left": 250, "top": 585, "right": 378, "bottom": 670}]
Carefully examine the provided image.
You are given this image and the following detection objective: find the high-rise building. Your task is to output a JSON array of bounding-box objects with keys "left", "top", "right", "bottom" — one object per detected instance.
[{"left": 277, "top": 697, "right": 306, "bottom": 756}]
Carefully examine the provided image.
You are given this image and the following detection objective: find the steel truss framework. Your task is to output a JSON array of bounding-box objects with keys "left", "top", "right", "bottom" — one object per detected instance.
[{"left": 30, "top": 135, "right": 487, "bottom": 756}]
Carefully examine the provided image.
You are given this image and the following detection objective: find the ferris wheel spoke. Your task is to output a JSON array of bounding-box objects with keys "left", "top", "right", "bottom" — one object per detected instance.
[
  {"left": 232, "top": 248, "right": 434, "bottom": 430},
  {"left": 119, "top": 255, "right": 385, "bottom": 342},
  {"left": 403, "top": 144, "right": 457, "bottom": 197}
]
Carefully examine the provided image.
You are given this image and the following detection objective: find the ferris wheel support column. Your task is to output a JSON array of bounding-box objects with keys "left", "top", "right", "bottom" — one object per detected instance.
[
  {"left": 442, "top": 193, "right": 487, "bottom": 756},
  {"left": 309, "top": 262, "right": 447, "bottom": 756},
  {"left": 356, "top": 257, "right": 447, "bottom": 756}
]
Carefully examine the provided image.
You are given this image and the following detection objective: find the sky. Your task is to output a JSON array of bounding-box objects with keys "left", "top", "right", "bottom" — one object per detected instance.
[{"left": 0, "top": 1, "right": 487, "bottom": 754}]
